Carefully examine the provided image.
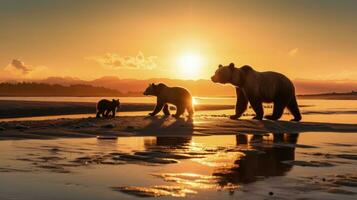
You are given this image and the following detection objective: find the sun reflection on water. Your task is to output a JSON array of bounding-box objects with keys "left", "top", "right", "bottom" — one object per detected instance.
[{"left": 1, "top": 132, "right": 357, "bottom": 199}]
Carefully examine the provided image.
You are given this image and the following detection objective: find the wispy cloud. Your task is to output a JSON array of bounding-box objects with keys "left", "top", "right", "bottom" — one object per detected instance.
[
  {"left": 288, "top": 48, "right": 299, "bottom": 57},
  {"left": 88, "top": 52, "right": 157, "bottom": 70},
  {"left": 6, "top": 59, "right": 32, "bottom": 75},
  {"left": 2, "top": 59, "right": 52, "bottom": 80},
  {"left": 315, "top": 70, "right": 357, "bottom": 81}
]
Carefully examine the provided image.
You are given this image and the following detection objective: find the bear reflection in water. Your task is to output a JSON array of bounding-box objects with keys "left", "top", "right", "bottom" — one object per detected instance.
[
  {"left": 144, "top": 136, "right": 192, "bottom": 150},
  {"left": 215, "top": 133, "right": 299, "bottom": 186},
  {"left": 144, "top": 133, "right": 298, "bottom": 186}
]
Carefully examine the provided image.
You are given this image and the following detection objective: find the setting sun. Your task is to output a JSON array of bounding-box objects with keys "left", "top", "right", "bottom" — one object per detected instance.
[
  {"left": 178, "top": 53, "right": 203, "bottom": 79},
  {"left": 192, "top": 97, "right": 198, "bottom": 105}
]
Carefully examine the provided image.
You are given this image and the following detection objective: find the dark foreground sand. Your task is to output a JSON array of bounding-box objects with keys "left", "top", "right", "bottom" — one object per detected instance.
[
  {"left": 0, "top": 100, "right": 234, "bottom": 118},
  {"left": 0, "top": 115, "right": 356, "bottom": 140}
]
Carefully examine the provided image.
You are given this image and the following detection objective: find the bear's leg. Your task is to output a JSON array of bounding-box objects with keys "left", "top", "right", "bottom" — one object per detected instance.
[
  {"left": 149, "top": 100, "right": 164, "bottom": 116},
  {"left": 287, "top": 96, "right": 302, "bottom": 121},
  {"left": 96, "top": 111, "right": 101, "bottom": 118},
  {"left": 173, "top": 106, "right": 185, "bottom": 118},
  {"left": 112, "top": 109, "right": 116, "bottom": 117},
  {"left": 104, "top": 109, "right": 110, "bottom": 118},
  {"left": 265, "top": 101, "right": 286, "bottom": 120},
  {"left": 231, "top": 88, "right": 248, "bottom": 120},
  {"left": 163, "top": 104, "right": 170, "bottom": 115},
  {"left": 250, "top": 100, "right": 263, "bottom": 120},
  {"left": 97, "top": 108, "right": 105, "bottom": 118},
  {"left": 187, "top": 105, "right": 194, "bottom": 118}
]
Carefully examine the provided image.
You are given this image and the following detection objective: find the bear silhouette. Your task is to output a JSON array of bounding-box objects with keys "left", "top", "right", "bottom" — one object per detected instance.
[
  {"left": 143, "top": 83, "right": 194, "bottom": 118},
  {"left": 96, "top": 99, "right": 120, "bottom": 118},
  {"left": 211, "top": 63, "right": 301, "bottom": 121}
]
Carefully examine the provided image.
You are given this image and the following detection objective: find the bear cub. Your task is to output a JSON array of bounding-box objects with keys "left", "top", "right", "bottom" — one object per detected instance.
[
  {"left": 143, "top": 83, "right": 194, "bottom": 118},
  {"left": 96, "top": 99, "right": 120, "bottom": 118}
]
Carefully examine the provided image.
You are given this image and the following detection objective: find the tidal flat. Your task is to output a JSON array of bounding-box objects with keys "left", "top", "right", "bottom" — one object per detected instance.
[{"left": 0, "top": 133, "right": 357, "bottom": 199}]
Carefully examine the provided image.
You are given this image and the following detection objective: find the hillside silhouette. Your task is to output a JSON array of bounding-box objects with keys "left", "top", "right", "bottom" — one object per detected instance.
[
  {"left": 1, "top": 77, "right": 356, "bottom": 97},
  {"left": 0, "top": 82, "right": 140, "bottom": 97},
  {"left": 39, "top": 76, "right": 357, "bottom": 95}
]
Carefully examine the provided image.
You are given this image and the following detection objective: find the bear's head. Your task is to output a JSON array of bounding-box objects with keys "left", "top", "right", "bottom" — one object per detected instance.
[
  {"left": 143, "top": 83, "right": 166, "bottom": 96},
  {"left": 211, "top": 63, "right": 236, "bottom": 84},
  {"left": 112, "top": 99, "right": 120, "bottom": 108},
  {"left": 211, "top": 63, "right": 252, "bottom": 86}
]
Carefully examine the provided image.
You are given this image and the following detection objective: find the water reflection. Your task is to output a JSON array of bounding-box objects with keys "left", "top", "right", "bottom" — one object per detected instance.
[
  {"left": 2, "top": 132, "right": 357, "bottom": 199},
  {"left": 144, "top": 136, "right": 192, "bottom": 149},
  {"left": 143, "top": 133, "right": 299, "bottom": 188},
  {"left": 6, "top": 132, "right": 300, "bottom": 193},
  {"left": 215, "top": 133, "right": 299, "bottom": 186},
  {"left": 142, "top": 116, "right": 194, "bottom": 135}
]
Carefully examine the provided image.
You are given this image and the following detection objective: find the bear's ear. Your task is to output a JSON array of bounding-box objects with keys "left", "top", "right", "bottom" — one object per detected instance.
[
  {"left": 218, "top": 64, "right": 223, "bottom": 68},
  {"left": 229, "top": 63, "right": 235, "bottom": 71}
]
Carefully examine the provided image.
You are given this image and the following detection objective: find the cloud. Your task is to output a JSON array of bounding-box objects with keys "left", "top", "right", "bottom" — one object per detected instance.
[
  {"left": 288, "top": 48, "right": 299, "bottom": 57},
  {"left": 89, "top": 52, "right": 157, "bottom": 70},
  {"left": 315, "top": 70, "right": 357, "bottom": 81},
  {"left": 6, "top": 59, "right": 32, "bottom": 75},
  {"left": 2, "top": 59, "right": 53, "bottom": 80}
]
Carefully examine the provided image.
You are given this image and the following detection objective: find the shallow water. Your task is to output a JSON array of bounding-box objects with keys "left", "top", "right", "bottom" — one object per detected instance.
[{"left": 0, "top": 133, "right": 356, "bottom": 200}]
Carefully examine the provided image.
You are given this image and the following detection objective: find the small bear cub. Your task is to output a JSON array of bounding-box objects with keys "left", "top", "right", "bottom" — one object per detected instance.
[
  {"left": 143, "top": 83, "right": 194, "bottom": 118},
  {"left": 96, "top": 99, "right": 120, "bottom": 118}
]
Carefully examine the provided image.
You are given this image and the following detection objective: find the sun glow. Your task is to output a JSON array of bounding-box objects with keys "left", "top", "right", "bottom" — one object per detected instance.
[
  {"left": 192, "top": 97, "right": 198, "bottom": 105},
  {"left": 178, "top": 53, "right": 203, "bottom": 79}
]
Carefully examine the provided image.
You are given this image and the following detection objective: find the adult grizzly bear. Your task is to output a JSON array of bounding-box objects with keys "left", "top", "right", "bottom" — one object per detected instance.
[
  {"left": 211, "top": 63, "right": 301, "bottom": 121},
  {"left": 96, "top": 99, "right": 120, "bottom": 118},
  {"left": 143, "top": 83, "right": 194, "bottom": 118}
]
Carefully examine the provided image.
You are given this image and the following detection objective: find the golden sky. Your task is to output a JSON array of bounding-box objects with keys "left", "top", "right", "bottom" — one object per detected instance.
[{"left": 0, "top": 0, "right": 356, "bottom": 81}]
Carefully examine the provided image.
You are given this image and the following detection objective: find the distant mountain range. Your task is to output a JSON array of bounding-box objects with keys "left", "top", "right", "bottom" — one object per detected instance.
[
  {"left": 1, "top": 76, "right": 356, "bottom": 96},
  {"left": 40, "top": 76, "right": 357, "bottom": 95},
  {"left": 0, "top": 82, "right": 126, "bottom": 97},
  {"left": 298, "top": 91, "right": 357, "bottom": 100}
]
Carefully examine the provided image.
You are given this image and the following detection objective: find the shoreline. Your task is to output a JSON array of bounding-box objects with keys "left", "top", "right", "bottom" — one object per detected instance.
[
  {"left": 297, "top": 95, "right": 357, "bottom": 100},
  {"left": 0, "top": 115, "right": 356, "bottom": 140},
  {"left": 0, "top": 100, "right": 234, "bottom": 119}
]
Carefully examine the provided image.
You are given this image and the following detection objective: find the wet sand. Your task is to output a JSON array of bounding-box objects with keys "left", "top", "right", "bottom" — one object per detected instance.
[
  {"left": 0, "top": 115, "right": 357, "bottom": 140},
  {"left": 0, "top": 133, "right": 356, "bottom": 199}
]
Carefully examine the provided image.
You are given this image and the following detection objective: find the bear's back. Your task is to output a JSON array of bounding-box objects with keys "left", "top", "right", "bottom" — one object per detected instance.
[
  {"left": 258, "top": 71, "right": 294, "bottom": 100},
  {"left": 260, "top": 71, "right": 292, "bottom": 85},
  {"left": 159, "top": 86, "right": 192, "bottom": 105},
  {"left": 97, "top": 99, "right": 112, "bottom": 110}
]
